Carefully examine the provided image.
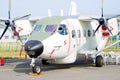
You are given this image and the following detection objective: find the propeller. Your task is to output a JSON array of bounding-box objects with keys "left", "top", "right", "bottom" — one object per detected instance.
[
  {"left": 0, "top": 0, "right": 31, "bottom": 40},
  {"left": 0, "top": 0, "right": 31, "bottom": 56},
  {"left": 92, "top": 0, "right": 120, "bottom": 35}
]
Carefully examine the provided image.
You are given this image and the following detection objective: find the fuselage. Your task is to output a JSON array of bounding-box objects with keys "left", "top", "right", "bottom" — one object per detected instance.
[{"left": 24, "top": 16, "right": 114, "bottom": 64}]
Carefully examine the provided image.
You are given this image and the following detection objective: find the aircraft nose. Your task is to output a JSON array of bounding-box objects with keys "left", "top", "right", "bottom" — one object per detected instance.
[{"left": 24, "top": 40, "right": 44, "bottom": 58}]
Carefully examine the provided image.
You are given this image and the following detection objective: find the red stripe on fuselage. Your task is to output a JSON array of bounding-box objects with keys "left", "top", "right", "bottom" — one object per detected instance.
[
  {"left": 49, "top": 49, "right": 55, "bottom": 58},
  {"left": 66, "top": 19, "right": 71, "bottom": 54}
]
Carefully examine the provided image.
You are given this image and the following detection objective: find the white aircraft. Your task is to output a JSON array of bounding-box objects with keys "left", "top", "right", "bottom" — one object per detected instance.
[
  {"left": 24, "top": 1, "right": 120, "bottom": 74},
  {"left": 1, "top": 0, "right": 119, "bottom": 74}
]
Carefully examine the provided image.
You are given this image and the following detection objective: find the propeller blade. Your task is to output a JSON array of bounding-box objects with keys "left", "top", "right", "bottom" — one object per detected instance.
[
  {"left": 8, "top": 0, "right": 11, "bottom": 19},
  {"left": 104, "top": 23, "right": 113, "bottom": 35},
  {"left": 101, "top": 0, "right": 103, "bottom": 17},
  {"left": 17, "top": 34, "right": 23, "bottom": 44},
  {"left": 11, "top": 21, "right": 23, "bottom": 44},
  {"left": 107, "top": 15, "right": 120, "bottom": 20},
  {"left": 12, "top": 28, "right": 23, "bottom": 44},
  {"left": 0, "top": 25, "right": 9, "bottom": 39},
  {"left": 13, "top": 14, "right": 31, "bottom": 21},
  {"left": 94, "top": 24, "right": 101, "bottom": 33}
]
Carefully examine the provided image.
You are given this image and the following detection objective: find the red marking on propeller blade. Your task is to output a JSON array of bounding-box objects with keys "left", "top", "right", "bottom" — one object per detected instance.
[
  {"left": 102, "top": 25, "right": 107, "bottom": 31},
  {"left": 102, "top": 32, "right": 110, "bottom": 36}
]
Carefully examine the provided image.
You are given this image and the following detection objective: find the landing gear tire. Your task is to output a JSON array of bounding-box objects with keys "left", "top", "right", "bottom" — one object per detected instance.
[
  {"left": 32, "top": 66, "right": 41, "bottom": 74},
  {"left": 95, "top": 55, "right": 104, "bottom": 67}
]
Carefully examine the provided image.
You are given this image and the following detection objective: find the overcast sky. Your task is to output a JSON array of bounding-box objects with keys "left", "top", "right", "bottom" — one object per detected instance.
[{"left": 0, "top": 0, "right": 120, "bottom": 18}]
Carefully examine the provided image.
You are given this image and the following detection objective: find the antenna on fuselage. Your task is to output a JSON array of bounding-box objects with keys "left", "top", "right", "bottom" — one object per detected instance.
[
  {"left": 60, "top": 9, "right": 64, "bottom": 16},
  {"left": 48, "top": 9, "right": 52, "bottom": 17},
  {"left": 69, "top": 1, "right": 77, "bottom": 15}
]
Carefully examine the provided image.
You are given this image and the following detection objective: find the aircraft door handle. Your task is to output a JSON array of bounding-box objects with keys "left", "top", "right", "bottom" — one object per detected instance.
[{"left": 54, "top": 46, "right": 62, "bottom": 50}]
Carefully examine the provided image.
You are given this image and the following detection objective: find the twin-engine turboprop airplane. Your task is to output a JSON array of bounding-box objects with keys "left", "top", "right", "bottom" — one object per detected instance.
[
  {"left": 24, "top": 15, "right": 119, "bottom": 74},
  {"left": 24, "top": 1, "right": 120, "bottom": 74}
]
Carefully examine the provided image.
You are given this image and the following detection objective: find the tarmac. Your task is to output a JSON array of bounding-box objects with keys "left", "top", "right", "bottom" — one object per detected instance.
[{"left": 0, "top": 58, "right": 120, "bottom": 80}]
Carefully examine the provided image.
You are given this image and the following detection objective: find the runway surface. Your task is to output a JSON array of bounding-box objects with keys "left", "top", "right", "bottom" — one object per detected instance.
[{"left": 0, "top": 58, "right": 120, "bottom": 80}]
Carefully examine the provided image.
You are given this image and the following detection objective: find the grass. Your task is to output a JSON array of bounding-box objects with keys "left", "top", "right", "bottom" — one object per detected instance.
[
  {"left": 0, "top": 51, "right": 28, "bottom": 59},
  {"left": 104, "top": 49, "right": 120, "bottom": 54},
  {"left": 0, "top": 49, "right": 120, "bottom": 59},
  {"left": 0, "top": 42, "right": 28, "bottom": 59},
  {"left": 0, "top": 41, "right": 120, "bottom": 58}
]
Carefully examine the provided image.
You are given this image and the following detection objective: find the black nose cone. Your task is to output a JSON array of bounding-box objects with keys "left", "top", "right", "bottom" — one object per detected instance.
[{"left": 24, "top": 40, "right": 44, "bottom": 58}]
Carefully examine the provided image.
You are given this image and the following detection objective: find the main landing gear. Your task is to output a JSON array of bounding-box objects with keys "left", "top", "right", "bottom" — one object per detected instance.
[{"left": 95, "top": 55, "right": 104, "bottom": 67}]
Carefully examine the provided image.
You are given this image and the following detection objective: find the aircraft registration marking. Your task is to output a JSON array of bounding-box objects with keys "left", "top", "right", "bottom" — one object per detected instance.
[{"left": 64, "top": 40, "right": 67, "bottom": 45}]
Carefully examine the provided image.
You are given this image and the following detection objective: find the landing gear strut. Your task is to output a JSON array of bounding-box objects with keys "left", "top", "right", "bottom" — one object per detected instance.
[{"left": 30, "top": 58, "right": 41, "bottom": 74}]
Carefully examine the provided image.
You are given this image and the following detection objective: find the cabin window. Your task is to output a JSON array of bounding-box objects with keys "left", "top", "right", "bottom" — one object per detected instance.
[
  {"left": 45, "top": 25, "right": 57, "bottom": 33},
  {"left": 58, "top": 24, "right": 68, "bottom": 35},
  {"left": 88, "top": 30, "right": 91, "bottom": 37},
  {"left": 4, "top": 35, "right": 9, "bottom": 39},
  {"left": 93, "top": 30, "right": 95, "bottom": 36},
  {"left": 77, "top": 30, "right": 81, "bottom": 38},
  {"left": 34, "top": 24, "right": 42, "bottom": 32},
  {"left": 72, "top": 30, "right": 76, "bottom": 38}
]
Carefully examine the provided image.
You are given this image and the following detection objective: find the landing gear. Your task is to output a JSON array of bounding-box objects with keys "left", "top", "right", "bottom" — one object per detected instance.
[
  {"left": 32, "top": 66, "right": 41, "bottom": 74},
  {"left": 30, "top": 58, "right": 41, "bottom": 74},
  {"left": 95, "top": 55, "right": 104, "bottom": 67}
]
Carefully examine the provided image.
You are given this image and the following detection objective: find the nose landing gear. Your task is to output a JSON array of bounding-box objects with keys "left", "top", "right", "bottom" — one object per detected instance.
[
  {"left": 32, "top": 66, "right": 41, "bottom": 74},
  {"left": 29, "top": 58, "right": 44, "bottom": 76}
]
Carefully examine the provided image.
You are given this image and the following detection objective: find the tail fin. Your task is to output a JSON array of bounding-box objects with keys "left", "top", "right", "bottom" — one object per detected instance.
[
  {"left": 69, "top": 1, "right": 77, "bottom": 15},
  {"left": 108, "top": 18, "right": 118, "bottom": 36}
]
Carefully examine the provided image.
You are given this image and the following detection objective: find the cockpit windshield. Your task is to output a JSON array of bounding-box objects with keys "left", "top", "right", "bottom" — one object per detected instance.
[
  {"left": 45, "top": 25, "right": 57, "bottom": 33},
  {"left": 58, "top": 24, "right": 68, "bottom": 35},
  {"left": 33, "top": 24, "right": 42, "bottom": 32}
]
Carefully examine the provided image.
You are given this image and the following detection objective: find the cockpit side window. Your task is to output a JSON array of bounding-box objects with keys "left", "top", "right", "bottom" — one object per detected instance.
[
  {"left": 33, "top": 24, "right": 42, "bottom": 32},
  {"left": 58, "top": 24, "right": 68, "bottom": 35},
  {"left": 72, "top": 30, "right": 76, "bottom": 38},
  {"left": 45, "top": 25, "right": 57, "bottom": 33}
]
